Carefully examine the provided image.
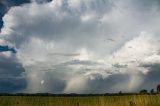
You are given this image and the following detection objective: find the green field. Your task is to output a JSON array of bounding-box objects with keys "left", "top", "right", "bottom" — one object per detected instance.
[{"left": 0, "top": 95, "right": 160, "bottom": 106}]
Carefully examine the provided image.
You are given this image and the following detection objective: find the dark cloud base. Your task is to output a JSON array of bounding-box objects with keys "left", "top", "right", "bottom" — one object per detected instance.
[
  {"left": 139, "top": 64, "right": 160, "bottom": 91},
  {"left": 0, "top": 56, "right": 27, "bottom": 93},
  {"left": 0, "top": 78, "right": 26, "bottom": 93}
]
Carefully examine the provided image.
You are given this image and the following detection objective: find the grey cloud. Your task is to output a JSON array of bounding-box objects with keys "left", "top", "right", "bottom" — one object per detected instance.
[
  {"left": 33, "top": 0, "right": 52, "bottom": 4},
  {"left": 138, "top": 64, "right": 160, "bottom": 91},
  {"left": 0, "top": 78, "right": 26, "bottom": 93},
  {"left": 131, "top": 0, "right": 160, "bottom": 11},
  {"left": 0, "top": 56, "right": 25, "bottom": 78},
  {"left": 48, "top": 53, "right": 80, "bottom": 57},
  {"left": 64, "top": 72, "right": 144, "bottom": 93},
  {"left": 0, "top": 55, "right": 27, "bottom": 93},
  {"left": 87, "top": 74, "right": 131, "bottom": 93},
  {"left": 25, "top": 61, "right": 160, "bottom": 93},
  {"left": 112, "top": 63, "right": 128, "bottom": 68},
  {"left": 25, "top": 70, "right": 66, "bottom": 93},
  {"left": 139, "top": 63, "right": 159, "bottom": 68},
  {"left": 62, "top": 60, "right": 103, "bottom": 66}
]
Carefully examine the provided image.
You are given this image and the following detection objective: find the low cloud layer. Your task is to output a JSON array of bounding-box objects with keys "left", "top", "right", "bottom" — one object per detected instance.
[{"left": 0, "top": 0, "right": 160, "bottom": 93}]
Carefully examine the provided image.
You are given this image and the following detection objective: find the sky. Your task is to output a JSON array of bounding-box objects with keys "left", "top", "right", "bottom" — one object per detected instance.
[{"left": 0, "top": 0, "right": 160, "bottom": 93}]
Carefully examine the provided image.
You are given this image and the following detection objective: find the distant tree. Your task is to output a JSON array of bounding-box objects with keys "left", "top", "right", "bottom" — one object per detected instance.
[
  {"left": 157, "top": 84, "right": 160, "bottom": 93},
  {"left": 119, "top": 91, "right": 122, "bottom": 95},
  {"left": 150, "top": 89, "right": 154, "bottom": 94},
  {"left": 139, "top": 89, "right": 148, "bottom": 94}
]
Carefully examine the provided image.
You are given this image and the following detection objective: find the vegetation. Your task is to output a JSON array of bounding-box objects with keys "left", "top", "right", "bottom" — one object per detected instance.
[
  {"left": 150, "top": 89, "right": 154, "bottom": 94},
  {"left": 157, "top": 84, "right": 160, "bottom": 93},
  {"left": 0, "top": 84, "right": 160, "bottom": 106},
  {"left": 0, "top": 95, "right": 160, "bottom": 106},
  {"left": 139, "top": 89, "right": 148, "bottom": 94}
]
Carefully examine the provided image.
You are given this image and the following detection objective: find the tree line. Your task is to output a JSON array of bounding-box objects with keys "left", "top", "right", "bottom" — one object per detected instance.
[
  {"left": 0, "top": 84, "right": 160, "bottom": 96},
  {"left": 139, "top": 84, "right": 160, "bottom": 94}
]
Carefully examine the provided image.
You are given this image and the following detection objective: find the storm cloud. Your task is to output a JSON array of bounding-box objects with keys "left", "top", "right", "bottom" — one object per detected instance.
[{"left": 0, "top": 0, "right": 160, "bottom": 93}]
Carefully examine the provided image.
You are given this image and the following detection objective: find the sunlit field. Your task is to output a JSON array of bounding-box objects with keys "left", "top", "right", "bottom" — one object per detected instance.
[{"left": 0, "top": 95, "right": 160, "bottom": 106}]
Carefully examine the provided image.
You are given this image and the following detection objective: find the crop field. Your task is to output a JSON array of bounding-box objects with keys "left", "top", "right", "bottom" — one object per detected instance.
[{"left": 0, "top": 95, "right": 160, "bottom": 106}]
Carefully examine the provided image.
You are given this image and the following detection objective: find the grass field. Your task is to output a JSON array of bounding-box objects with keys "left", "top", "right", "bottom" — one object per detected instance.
[{"left": 0, "top": 95, "right": 160, "bottom": 106}]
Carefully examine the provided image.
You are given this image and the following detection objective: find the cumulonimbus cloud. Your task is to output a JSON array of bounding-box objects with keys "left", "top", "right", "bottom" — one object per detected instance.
[{"left": 0, "top": 0, "right": 160, "bottom": 93}]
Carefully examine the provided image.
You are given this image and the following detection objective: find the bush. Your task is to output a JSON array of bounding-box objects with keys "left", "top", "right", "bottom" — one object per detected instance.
[
  {"left": 139, "top": 89, "right": 148, "bottom": 94},
  {"left": 157, "top": 85, "right": 160, "bottom": 93},
  {"left": 150, "top": 89, "right": 154, "bottom": 94}
]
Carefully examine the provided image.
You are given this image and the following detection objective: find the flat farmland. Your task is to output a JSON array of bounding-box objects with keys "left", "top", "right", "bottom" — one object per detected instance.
[{"left": 0, "top": 95, "right": 160, "bottom": 106}]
